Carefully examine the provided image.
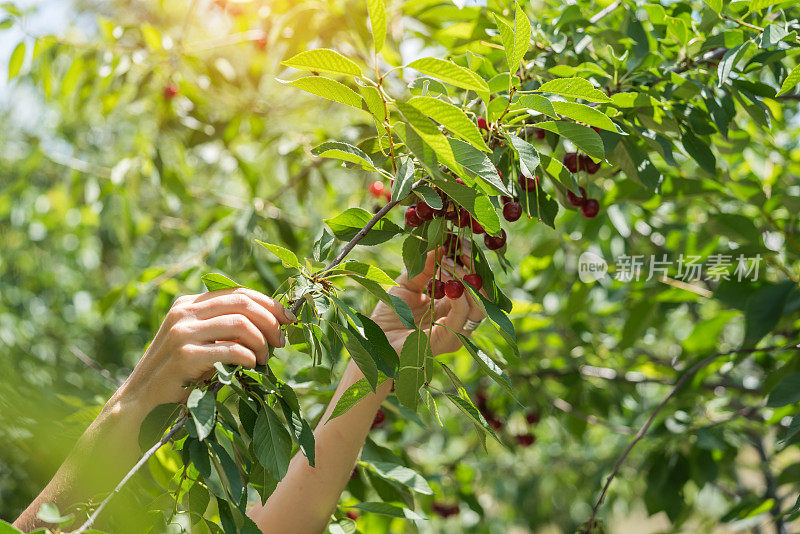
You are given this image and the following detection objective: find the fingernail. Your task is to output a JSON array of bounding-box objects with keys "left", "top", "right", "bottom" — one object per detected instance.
[
  {"left": 280, "top": 330, "right": 286, "bottom": 348},
  {"left": 284, "top": 307, "right": 298, "bottom": 324}
]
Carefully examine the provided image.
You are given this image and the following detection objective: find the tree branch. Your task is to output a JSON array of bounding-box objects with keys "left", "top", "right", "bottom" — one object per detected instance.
[{"left": 581, "top": 343, "right": 800, "bottom": 533}]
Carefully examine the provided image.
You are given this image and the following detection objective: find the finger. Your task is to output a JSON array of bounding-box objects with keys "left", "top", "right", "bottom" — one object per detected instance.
[
  {"left": 190, "top": 292, "right": 284, "bottom": 347},
  {"left": 431, "top": 295, "right": 470, "bottom": 353},
  {"left": 189, "top": 342, "right": 258, "bottom": 369},
  {"left": 194, "top": 314, "right": 274, "bottom": 362},
  {"left": 192, "top": 288, "right": 296, "bottom": 324},
  {"left": 397, "top": 249, "right": 442, "bottom": 292}
]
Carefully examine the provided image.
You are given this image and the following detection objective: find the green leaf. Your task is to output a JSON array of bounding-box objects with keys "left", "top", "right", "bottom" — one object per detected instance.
[
  {"left": 504, "top": 133, "right": 540, "bottom": 179},
  {"left": 533, "top": 121, "right": 605, "bottom": 159},
  {"left": 414, "top": 185, "right": 443, "bottom": 210},
  {"left": 330, "top": 373, "right": 390, "bottom": 418},
  {"left": 494, "top": 7, "right": 530, "bottom": 73},
  {"left": 392, "top": 155, "right": 415, "bottom": 201},
  {"left": 255, "top": 240, "right": 300, "bottom": 269},
  {"left": 187, "top": 388, "right": 217, "bottom": 442},
  {"left": 350, "top": 502, "right": 425, "bottom": 520},
  {"left": 431, "top": 178, "right": 501, "bottom": 235},
  {"left": 703, "top": 0, "right": 722, "bottom": 12},
  {"left": 281, "top": 48, "right": 362, "bottom": 76},
  {"left": 748, "top": 0, "right": 793, "bottom": 12},
  {"left": 366, "top": 0, "right": 387, "bottom": 52},
  {"left": 517, "top": 94, "right": 559, "bottom": 120},
  {"left": 778, "top": 412, "right": 800, "bottom": 446},
  {"left": 333, "top": 323, "right": 379, "bottom": 389},
  {"left": 768, "top": 374, "right": 800, "bottom": 408},
  {"left": 279, "top": 76, "right": 363, "bottom": 109},
  {"left": 402, "top": 230, "right": 428, "bottom": 280},
  {"left": 201, "top": 273, "right": 241, "bottom": 292},
  {"left": 681, "top": 129, "right": 717, "bottom": 174},
  {"left": 367, "top": 461, "right": 433, "bottom": 494},
  {"left": 345, "top": 275, "right": 416, "bottom": 329},
  {"left": 8, "top": 41, "right": 24, "bottom": 80},
  {"left": 534, "top": 77, "right": 612, "bottom": 103},
  {"left": 338, "top": 260, "right": 397, "bottom": 286},
  {"left": 208, "top": 440, "right": 244, "bottom": 500},
  {"left": 408, "top": 96, "right": 490, "bottom": 152},
  {"left": 744, "top": 281, "right": 794, "bottom": 345},
  {"left": 324, "top": 207, "right": 403, "bottom": 246},
  {"left": 551, "top": 101, "right": 618, "bottom": 133},
  {"left": 611, "top": 137, "right": 663, "bottom": 191},
  {"left": 396, "top": 101, "right": 458, "bottom": 170},
  {"left": 356, "top": 312, "right": 401, "bottom": 377},
  {"left": 778, "top": 64, "right": 800, "bottom": 96},
  {"left": 311, "top": 141, "right": 376, "bottom": 171},
  {"left": 253, "top": 403, "right": 292, "bottom": 479},
  {"left": 396, "top": 330, "right": 429, "bottom": 411},
  {"left": 36, "top": 503, "right": 73, "bottom": 525},
  {"left": 443, "top": 393, "right": 501, "bottom": 443},
  {"left": 467, "top": 288, "right": 517, "bottom": 351},
  {"left": 759, "top": 25, "right": 788, "bottom": 48},
  {"left": 717, "top": 42, "right": 752, "bottom": 87},
  {"left": 449, "top": 138, "right": 510, "bottom": 195},
  {"left": 455, "top": 333, "right": 515, "bottom": 397},
  {"left": 406, "top": 57, "right": 489, "bottom": 94}
]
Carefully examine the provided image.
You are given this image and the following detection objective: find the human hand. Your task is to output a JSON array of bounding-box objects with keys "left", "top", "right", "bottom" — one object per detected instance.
[
  {"left": 370, "top": 240, "right": 487, "bottom": 355},
  {"left": 117, "top": 288, "right": 296, "bottom": 412}
]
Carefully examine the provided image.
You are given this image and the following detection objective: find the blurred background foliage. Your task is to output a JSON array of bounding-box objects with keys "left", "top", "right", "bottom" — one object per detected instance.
[{"left": 1, "top": 0, "right": 800, "bottom": 533}]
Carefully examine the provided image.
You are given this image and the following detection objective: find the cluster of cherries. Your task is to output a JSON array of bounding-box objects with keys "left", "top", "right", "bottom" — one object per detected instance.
[{"left": 476, "top": 389, "right": 539, "bottom": 447}]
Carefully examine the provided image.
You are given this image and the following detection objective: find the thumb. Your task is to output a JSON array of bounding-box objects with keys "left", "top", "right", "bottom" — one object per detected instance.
[{"left": 397, "top": 249, "right": 442, "bottom": 292}]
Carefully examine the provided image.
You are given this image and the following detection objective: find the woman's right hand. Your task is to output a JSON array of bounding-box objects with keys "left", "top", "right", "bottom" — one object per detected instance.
[{"left": 115, "top": 288, "right": 296, "bottom": 413}]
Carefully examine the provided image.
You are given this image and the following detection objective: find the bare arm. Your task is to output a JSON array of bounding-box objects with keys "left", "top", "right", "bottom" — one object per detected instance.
[
  {"left": 14, "top": 288, "right": 293, "bottom": 531},
  {"left": 249, "top": 245, "right": 486, "bottom": 533}
]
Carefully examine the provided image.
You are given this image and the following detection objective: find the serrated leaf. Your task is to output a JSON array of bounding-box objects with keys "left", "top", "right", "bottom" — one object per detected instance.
[
  {"left": 355, "top": 312, "right": 400, "bottom": 377},
  {"left": 443, "top": 393, "right": 501, "bottom": 443},
  {"left": 681, "top": 129, "right": 717, "bottom": 174},
  {"left": 504, "top": 133, "right": 540, "bottom": 179},
  {"left": 324, "top": 207, "right": 403, "bottom": 246},
  {"left": 449, "top": 138, "right": 510, "bottom": 195},
  {"left": 366, "top": 0, "right": 387, "bottom": 52},
  {"left": 8, "top": 41, "right": 24, "bottom": 80},
  {"left": 367, "top": 461, "right": 433, "bottom": 494},
  {"left": 330, "top": 373, "right": 390, "bottom": 418},
  {"left": 311, "top": 141, "right": 376, "bottom": 170},
  {"left": 778, "top": 64, "right": 800, "bottom": 96},
  {"left": 282, "top": 48, "right": 362, "bottom": 76},
  {"left": 552, "top": 101, "right": 618, "bottom": 132},
  {"left": 534, "top": 121, "right": 605, "bottom": 159},
  {"left": 187, "top": 389, "right": 216, "bottom": 441},
  {"left": 406, "top": 57, "right": 489, "bottom": 94},
  {"left": 392, "top": 155, "right": 415, "bottom": 201},
  {"left": 253, "top": 403, "right": 292, "bottom": 479},
  {"left": 255, "top": 240, "right": 300, "bottom": 269},
  {"left": 279, "top": 76, "right": 363, "bottom": 108},
  {"left": 408, "top": 96, "right": 489, "bottom": 152},
  {"left": 703, "top": 0, "right": 722, "bottom": 12},
  {"left": 201, "top": 273, "right": 241, "bottom": 292},
  {"left": 748, "top": 0, "right": 793, "bottom": 12},
  {"left": 455, "top": 333, "right": 515, "bottom": 397},
  {"left": 350, "top": 502, "right": 425, "bottom": 520},
  {"left": 333, "top": 322, "right": 379, "bottom": 389},
  {"left": 396, "top": 101, "right": 458, "bottom": 170},
  {"left": 414, "top": 185, "right": 443, "bottom": 209},
  {"left": 534, "top": 77, "right": 612, "bottom": 103},
  {"left": 717, "top": 42, "right": 752, "bottom": 87},
  {"left": 338, "top": 260, "right": 397, "bottom": 285},
  {"left": 396, "top": 330, "right": 428, "bottom": 411},
  {"left": 494, "top": 7, "right": 530, "bottom": 73},
  {"left": 517, "top": 93, "right": 559, "bottom": 119}
]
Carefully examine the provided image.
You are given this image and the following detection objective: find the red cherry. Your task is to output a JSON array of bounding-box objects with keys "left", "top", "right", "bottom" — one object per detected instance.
[
  {"left": 484, "top": 229, "right": 507, "bottom": 250},
  {"left": 369, "top": 181, "right": 386, "bottom": 199},
  {"left": 426, "top": 279, "right": 446, "bottom": 300},
  {"left": 562, "top": 152, "right": 578, "bottom": 173},
  {"left": 566, "top": 190, "right": 586, "bottom": 208},
  {"left": 477, "top": 117, "right": 489, "bottom": 131},
  {"left": 487, "top": 416, "right": 504, "bottom": 430},
  {"left": 579, "top": 186, "right": 587, "bottom": 198},
  {"left": 503, "top": 202, "right": 522, "bottom": 222},
  {"left": 350, "top": 468, "right": 360, "bottom": 480},
  {"left": 371, "top": 408, "right": 386, "bottom": 429},
  {"left": 405, "top": 207, "right": 423, "bottom": 227},
  {"left": 455, "top": 177, "right": 465, "bottom": 185},
  {"left": 581, "top": 155, "right": 601, "bottom": 174},
  {"left": 456, "top": 208, "right": 471, "bottom": 228},
  {"left": 463, "top": 273, "right": 483, "bottom": 291},
  {"left": 432, "top": 502, "right": 460, "bottom": 518},
  {"left": 518, "top": 174, "right": 538, "bottom": 191},
  {"left": 525, "top": 411, "right": 540, "bottom": 425},
  {"left": 346, "top": 510, "right": 360, "bottom": 521},
  {"left": 500, "top": 195, "right": 513, "bottom": 205},
  {"left": 444, "top": 279, "right": 465, "bottom": 299},
  {"left": 443, "top": 233, "right": 461, "bottom": 253},
  {"left": 581, "top": 198, "right": 600, "bottom": 218},
  {"left": 533, "top": 128, "right": 546, "bottom": 140},
  {"left": 444, "top": 203, "right": 458, "bottom": 222},
  {"left": 516, "top": 433, "right": 536, "bottom": 447},
  {"left": 416, "top": 201, "right": 435, "bottom": 221},
  {"left": 163, "top": 83, "right": 179, "bottom": 99},
  {"left": 591, "top": 126, "right": 601, "bottom": 133},
  {"left": 471, "top": 218, "right": 484, "bottom": 234}
]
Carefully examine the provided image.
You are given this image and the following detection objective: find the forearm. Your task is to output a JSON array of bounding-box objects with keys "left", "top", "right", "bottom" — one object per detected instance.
[
  {"left": 249, "top": 359, "right": 391, "bottom": 534},
  {"left": 14, "top": 386, "right": 150, "bottom": 532}
]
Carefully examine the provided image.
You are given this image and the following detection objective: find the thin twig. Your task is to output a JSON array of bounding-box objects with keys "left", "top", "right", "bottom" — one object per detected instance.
[
  {"left": 581, "top": 343, "right": 800, "bottom": 533},
  {"left": 589, "top": 0, "right": 621, "bottom": 24},
  {"left": 68, "top": 345, "right": 121, "bottom": 387},
  {"left": 72, "top": 418, "right": 186, "bottom": 533}
]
